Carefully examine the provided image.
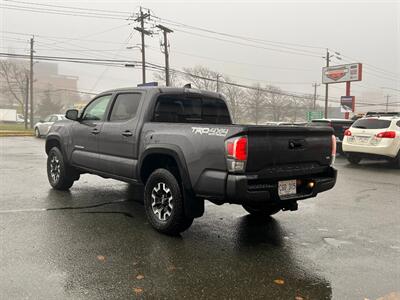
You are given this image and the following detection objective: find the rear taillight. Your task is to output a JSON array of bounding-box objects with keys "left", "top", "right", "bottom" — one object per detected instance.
[
  {"left": 225, "top": 136, "right": 247, "bottom": 172},
  {"left": 331, "top": 135, "right": 336, "bottom": 165},
  {"left": 344, "top": 129, "right": 352, "bottom": 136},
  {"left": 375, "top": 131, "right": 396, "bottom": 138}
]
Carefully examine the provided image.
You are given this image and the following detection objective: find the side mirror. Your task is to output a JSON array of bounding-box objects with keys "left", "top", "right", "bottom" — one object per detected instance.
[
  {"left": 39, "top": 119, "right": 44, "bottom": 123},
  {"left": 65, "top": 109, "right": 79, "bottom": 121}
]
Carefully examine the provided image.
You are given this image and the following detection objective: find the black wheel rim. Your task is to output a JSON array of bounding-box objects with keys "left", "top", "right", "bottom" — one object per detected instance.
[{"left": 151, "top": 182, "right": 173, "bottom": 221}]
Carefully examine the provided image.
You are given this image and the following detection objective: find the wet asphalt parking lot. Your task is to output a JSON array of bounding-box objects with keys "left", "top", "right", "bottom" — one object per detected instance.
[{"left": 0, "top": 137, "right": 399, "bottom": 300}]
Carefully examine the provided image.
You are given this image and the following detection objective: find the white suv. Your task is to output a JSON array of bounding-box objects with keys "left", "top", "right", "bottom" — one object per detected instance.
[{"left": 342, "top": 116, "right": 400, "bottom": 167}]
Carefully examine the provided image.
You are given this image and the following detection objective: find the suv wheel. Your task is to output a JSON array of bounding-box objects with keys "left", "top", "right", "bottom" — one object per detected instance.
[
  {"left": 47, "top": 147, "right": 75, "bottom": 190},
  {"left": 242, "top": 204, "right": 281, "bottom": 217},
  {"left": 392, "top": 151, "right": 400, "bottom": 169},
  {"left": 144, "top": 169, "right": 194, "bottom": 235},
  {"left": 35, "top": 127, "right": 40, "bottom": 138},
  {"left": 347, "top": 154, "right": 361, "bottom": 165}
]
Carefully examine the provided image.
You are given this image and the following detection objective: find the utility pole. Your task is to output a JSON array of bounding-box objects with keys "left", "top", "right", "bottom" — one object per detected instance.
[
  {"left": 29, "top": 36, "right": 34, "bottom": 128},
  {"left": 216, "top": 74, "right": 221, "bottom": 92},
  {"left": 24, "top": 74, "right": 29, "bottom": 130},
  {"left": 135, "top": 8, "right": 151, "bottom": 84},
  {"left": 385, "top": 95, "right": 391, "bottom": 112},
  {"left": 312, "top": 82, "right": 320, "bottom": 110},
  {"left": 156, "top": 24, "right": 173, "bottom": 86},
  {"left": 324, "top": 49, "right": 330, "bottom": 118}
]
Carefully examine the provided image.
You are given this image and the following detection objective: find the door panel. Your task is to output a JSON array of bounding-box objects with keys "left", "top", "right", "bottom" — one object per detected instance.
[
  {"left": 97, "top": 93, "right": 142, "bottom": 178},
  {"left": 70, "top": 94, "right": 113, "bottom": 170},
  {"left": 71, "top": 120, "right": 102, "bottom": 169}
]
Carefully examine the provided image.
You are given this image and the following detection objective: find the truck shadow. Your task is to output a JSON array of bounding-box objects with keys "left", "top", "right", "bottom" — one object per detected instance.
[{"left": 40, "top": 185, "right": 332, "bottom": 299}]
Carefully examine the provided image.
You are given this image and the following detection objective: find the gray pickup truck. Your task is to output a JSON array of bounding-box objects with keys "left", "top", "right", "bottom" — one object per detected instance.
[{"left": 46, "top": 87, "right": 337, "bottom": 235}]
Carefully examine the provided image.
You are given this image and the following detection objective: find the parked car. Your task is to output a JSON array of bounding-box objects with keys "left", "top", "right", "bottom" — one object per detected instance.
[
  {"left": 342, "top": 116, "right": 400, "bottom": 167},
  {"left": 34, "top": 114, "right": 66, "bottom": 137},
  {"left": 310, "top": 119, "right": 354, "bottom": 153},
  {"left": 45, "top": 87, "right": 337, "bottom": 235}
]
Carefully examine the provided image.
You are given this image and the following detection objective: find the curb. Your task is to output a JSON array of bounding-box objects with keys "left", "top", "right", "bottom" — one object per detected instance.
[{"left": 0, "top": 131, "right": 34, "bottom": 137}]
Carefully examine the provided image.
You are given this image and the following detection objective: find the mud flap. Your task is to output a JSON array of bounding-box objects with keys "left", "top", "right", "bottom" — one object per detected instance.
[{"left": 183, "top": 188, "right": 204, "bottom": 218}]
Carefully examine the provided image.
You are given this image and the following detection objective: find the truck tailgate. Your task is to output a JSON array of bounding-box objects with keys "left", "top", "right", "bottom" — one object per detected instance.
[{"left": 245, "top": 125, "right": 334, "bottom": 175}]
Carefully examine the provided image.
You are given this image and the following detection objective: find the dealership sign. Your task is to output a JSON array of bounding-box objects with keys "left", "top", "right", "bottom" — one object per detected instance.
[
  {"left": 340, "top": 96, "right": 355, "bottom": 112},
  {"left": 322, "top": 63, "right": 362, "bottom": 84}
]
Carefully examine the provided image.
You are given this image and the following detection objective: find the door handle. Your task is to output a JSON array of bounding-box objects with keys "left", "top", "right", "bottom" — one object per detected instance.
[
  {"left": 122, "top": 130, "right": 133, "bottom": 137},
  {"left": 91, "top": 128, "right": 100, "bottom": 134}
]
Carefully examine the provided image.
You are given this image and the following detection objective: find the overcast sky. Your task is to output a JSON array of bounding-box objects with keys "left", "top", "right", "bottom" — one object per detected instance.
[{"left": 1, "top": 0, "right": 399, "bottom": 111}]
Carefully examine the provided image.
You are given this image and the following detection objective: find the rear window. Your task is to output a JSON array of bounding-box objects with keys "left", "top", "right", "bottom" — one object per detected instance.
[
  {"left": 153, "top": 95, "right": 231, "bottom": 124},
  {"left": 352, "top": 118, "right": 391, "bottom": 129}
]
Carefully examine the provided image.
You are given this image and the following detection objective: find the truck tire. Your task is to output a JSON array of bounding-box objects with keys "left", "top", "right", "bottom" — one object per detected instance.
[
  {"left": 347, "top": 154, "right": 361, "bottom": 165},
  {"left": 144, "top": 168, "right": 194, "bottom": 235},
  {"left": 47, "top": 147, "right": 75, "bottom": 190},
  {"left": 242, "top": 204, "right": 281, "bottom": 217}
]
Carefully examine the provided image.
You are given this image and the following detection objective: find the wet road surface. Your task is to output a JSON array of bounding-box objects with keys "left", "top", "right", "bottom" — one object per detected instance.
[{"left": 1, "top": 137, "right": 399, "bottom": 299}]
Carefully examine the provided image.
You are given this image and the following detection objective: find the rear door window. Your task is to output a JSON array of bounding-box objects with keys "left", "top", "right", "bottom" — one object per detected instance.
[
  {"left": 352, "top": 118, "right": 391, "bottom": 129},
  {"left": 109, "top": 93, "right": 141, "bottom": 122}
]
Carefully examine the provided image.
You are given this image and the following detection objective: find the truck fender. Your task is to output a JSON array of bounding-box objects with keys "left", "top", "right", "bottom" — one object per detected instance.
[
  {"left": 45, "top": 134, "right": 67, "bottom": 159},
  {"left": 138, "top": 144, "right": 204, "bottom": 218}
]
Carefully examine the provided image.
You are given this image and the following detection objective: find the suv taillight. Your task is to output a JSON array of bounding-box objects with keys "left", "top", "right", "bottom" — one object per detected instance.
[
  {"left": 344, "top": 129, "right": 352, "bottom": 136},
  {"left": 225, "top": 136, "right": 247, "bottom": 172},
  {"left": 376, "top": 131, "right": 396, "bottom": 138}
]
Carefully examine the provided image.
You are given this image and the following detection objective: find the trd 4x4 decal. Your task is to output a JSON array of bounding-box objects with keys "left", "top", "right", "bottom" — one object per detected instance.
[{"left": 191, "top": 127, "right": 229, "bottom": 137}]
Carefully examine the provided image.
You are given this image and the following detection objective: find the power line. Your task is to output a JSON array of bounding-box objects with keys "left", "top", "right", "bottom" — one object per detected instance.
[
  {"left": 0, "top": 4, "right": 130, "bottom": 20},
  {"left": 150, "top": 14, "right": 326, "bottom": 51},
  {"left": 167, "top": 27, "right": 322, "bottom": 59},
  {"left": 147, "top": 46, "right": 315, "bottom": 72},
  {"left": 5, "top": 0, "right": 130, "bottom": 15},
  {"left": 2, "top": 51, "right": 397, "bottom": 108}
]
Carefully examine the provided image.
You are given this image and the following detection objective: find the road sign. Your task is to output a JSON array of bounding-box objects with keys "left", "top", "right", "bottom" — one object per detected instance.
[
  {"left": 322, "top": 63, "right": 362, "bottom": 84},
  {"left": 340, "top": 96, "right": 355, "bottom": 112},
  {"left": 306, "top": 111, "right": 324, "bottom": 121}
]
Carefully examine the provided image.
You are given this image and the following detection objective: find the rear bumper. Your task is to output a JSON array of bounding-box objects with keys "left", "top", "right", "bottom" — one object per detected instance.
[
  {"left": 195, "top": 167, "right": 337, "bottom": 205},
  {"left": 342, "top": 141, "right": 398, "bottom": 158}
]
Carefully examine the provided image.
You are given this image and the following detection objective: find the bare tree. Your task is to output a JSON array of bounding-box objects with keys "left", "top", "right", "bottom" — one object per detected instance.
[
  {"left": 244, "top": 84, "right": 267, "bottom": 124},
  {"left": 36, "top": 88, "right": 64, "bottom": 118},
  {"left": 153, "top": 69, "right": 182, "bottom": 87},
  {"left": 220, "top": 78, "right": 246, "bottom": 123},
  {"left": 0, "top": 59, "right": 28, "bottom": 113},
  {"left": 262, "top": 86, "right": 293, "bottom": 122},
  {"left": 182, "top": 65, "right": 219, "bottom": 91}
]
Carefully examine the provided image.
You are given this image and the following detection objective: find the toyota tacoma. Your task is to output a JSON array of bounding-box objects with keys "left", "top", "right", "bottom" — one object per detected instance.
[{"left": 46, "top": 87, "right": 337, "bottom": 235}]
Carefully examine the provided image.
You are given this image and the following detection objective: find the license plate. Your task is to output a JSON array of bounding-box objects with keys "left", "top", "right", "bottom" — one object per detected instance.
[
  {"left": 278, "top": 180, "right": 297, "bottom": 197},
  {"left": 356, "top": 136, "right": 369, "bottom": 143}
]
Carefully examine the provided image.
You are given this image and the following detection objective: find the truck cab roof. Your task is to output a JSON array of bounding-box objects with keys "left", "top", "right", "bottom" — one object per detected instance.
[{"left": 101, "top": 86, "right": 223, "bottom": 99}]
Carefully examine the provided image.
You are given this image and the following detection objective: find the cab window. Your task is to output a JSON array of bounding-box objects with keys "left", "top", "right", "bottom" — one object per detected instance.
[{"left": 82, "top": 95, "right": 112, "bottom": 121}]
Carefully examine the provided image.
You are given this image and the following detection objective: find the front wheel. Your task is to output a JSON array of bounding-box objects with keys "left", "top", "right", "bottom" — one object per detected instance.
[
  {"left": 47, "top": 147, "right": 75, "bottom": 190},
  {"left": 144, "top": 169, "right": 194, "bottom": 235},
  {"left": 242, "top": 204, "right": 281, "bottom": 217},
  {"left": 34, "top": 127, "right": 40, "bottom": 138}
]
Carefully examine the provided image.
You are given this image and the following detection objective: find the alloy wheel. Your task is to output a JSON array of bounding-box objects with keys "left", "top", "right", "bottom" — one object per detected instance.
[
  {"left": 151, "top": 182, "right": 173, "bottom": 221},
  {"left": 50, "top": 153, "right": 61, "bottom": 183}
]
